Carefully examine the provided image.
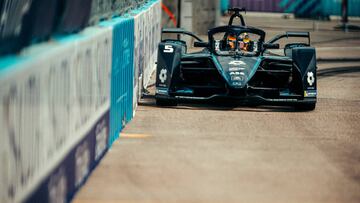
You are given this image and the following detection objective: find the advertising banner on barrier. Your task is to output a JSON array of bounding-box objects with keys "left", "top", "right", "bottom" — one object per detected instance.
[
  {"left": 100, "top": 17, "right": 134, "bottom": 146},
  {"left": 0, "top": 26, "right": 112, "bottom": 203},
  {"left": 0, "top": 1, "right": 160, "bottom": 202},
  {"left": 133, "top": 11, "right": 144, "bottom": 112},
  {"left": 132, "top": 1, "right": 161, "bottom": 112}
]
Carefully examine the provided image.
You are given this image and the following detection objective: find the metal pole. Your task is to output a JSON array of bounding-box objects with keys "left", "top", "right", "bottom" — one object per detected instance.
[
  {"left": 177, "top": 0, "right": 181, "bottom": 40},
  {"left": 177, "top": 0, "right": 181, "bottom": 28},
  {"left": 341, "top": 0, "right": 348, "bottom": 24},
  {"left": 336, "top": 0, "right": 360, "bottom": 31}
]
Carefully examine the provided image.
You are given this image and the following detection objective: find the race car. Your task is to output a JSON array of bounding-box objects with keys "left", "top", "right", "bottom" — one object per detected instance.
[{"left": 155, "top": 8, "right": 317, "bottom": 110}]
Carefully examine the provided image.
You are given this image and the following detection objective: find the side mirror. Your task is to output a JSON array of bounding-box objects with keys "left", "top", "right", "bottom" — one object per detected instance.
[
  {"left": 263, "top": 43, "right": 280, "bottom": 49},
  {"left": 194, "top": 41, "right": 209, "bottom": 48}
]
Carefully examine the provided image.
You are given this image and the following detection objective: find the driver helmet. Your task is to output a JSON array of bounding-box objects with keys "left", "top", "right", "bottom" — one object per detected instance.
[
  {"left": 243, "top": 33, "right": 250, "bottom": 43},
  {"left": 227, "top": 34, "right": 237, "bottom": 49},
  {"left": 238, "top": 33, "right": 251, "bottom": 51}
]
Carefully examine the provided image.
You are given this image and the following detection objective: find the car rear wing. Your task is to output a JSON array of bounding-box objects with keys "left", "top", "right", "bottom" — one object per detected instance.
[
  {"left": 161, "top": 28, "right": 203, "bottom": 42},
  {"left": 267, "top": 31, "right": 310, "bottom": 45}
]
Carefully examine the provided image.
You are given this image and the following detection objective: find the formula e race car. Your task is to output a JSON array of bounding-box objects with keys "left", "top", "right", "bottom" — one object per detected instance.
[{"left": 155, "top": 8, "right": 317, "bottom": 110}]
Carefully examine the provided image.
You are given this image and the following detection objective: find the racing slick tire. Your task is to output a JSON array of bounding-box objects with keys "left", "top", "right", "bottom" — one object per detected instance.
[
  {"left": 156, "top": 97, "right": 178, "bottom": 106},
  {"left": 295, "top": 102, "right": 316, "bottom": 111}
]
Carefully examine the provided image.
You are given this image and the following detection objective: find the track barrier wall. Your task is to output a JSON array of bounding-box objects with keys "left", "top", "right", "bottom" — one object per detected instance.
[
  {"left": 132, "top": 2, "right": 161, "bottom": 111},
  {"left": 101, "top": 17, "right": 134, "bottom": 146},
  {"left": 0, "top": 0, "right": 161, "bottom": 202}
]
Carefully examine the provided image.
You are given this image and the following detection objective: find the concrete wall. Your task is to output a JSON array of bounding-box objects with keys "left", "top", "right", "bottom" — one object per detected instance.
[
  {"left": 161, "top": 0, "right": 179, "bottom": 28},
  {"left": 192, "top": 0, "right": 221, "bottom": 34},
  {"left": 161, "top": 0, "right": 221, "bottom": 34}
]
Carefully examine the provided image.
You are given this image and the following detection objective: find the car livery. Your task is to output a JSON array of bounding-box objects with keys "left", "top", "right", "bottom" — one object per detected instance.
[{"left": 155, "top": 8, "right": 317, "bottom": 110}]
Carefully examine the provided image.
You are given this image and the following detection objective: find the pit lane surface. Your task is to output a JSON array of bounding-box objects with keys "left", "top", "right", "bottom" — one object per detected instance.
[{"left": 74, "top": 61, "right": 360, "bottom": 203}]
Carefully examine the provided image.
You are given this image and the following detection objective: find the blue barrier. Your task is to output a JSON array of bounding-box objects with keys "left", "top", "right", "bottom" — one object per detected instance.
[
  {"left": 100, "top": 17, "right": 135, "bottom": 146},
  {"left": 221, "top": 0, "right": 230, "bottom": 14}
]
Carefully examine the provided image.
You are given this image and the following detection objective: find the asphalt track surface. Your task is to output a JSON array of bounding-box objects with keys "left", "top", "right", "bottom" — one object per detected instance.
[
  {"left": 74, "top": 15, "right": 360, "bottom": 203},
  {"left": 74, "top": 61, "right": 360, "bottom": 203}
]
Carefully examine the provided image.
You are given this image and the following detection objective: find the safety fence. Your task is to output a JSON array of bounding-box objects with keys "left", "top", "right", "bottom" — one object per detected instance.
[
  {"left": 0, "top": 0, "right": 161, "bottom": 202},
  {"left": 227, "top": 0, "right": 360, "bottom": 17},
  {"left": 0, "top": 0, "right": 151, "bottom": 56}
]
